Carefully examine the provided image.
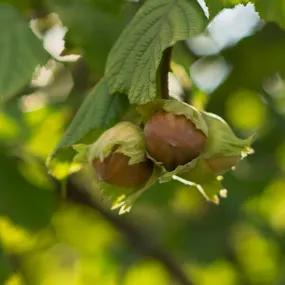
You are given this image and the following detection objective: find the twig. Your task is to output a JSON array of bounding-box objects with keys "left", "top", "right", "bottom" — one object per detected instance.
[
  {"left": 65, "top": 179, "right": 194, "bottom": 285},
  {"left": 160, "top": 47, "right": 173, "bottom": 99}
]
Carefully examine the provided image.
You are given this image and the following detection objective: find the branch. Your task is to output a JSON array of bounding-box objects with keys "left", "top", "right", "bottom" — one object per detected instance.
[{"left": 65, "top": 178, "right": 194, "bottom": 285}]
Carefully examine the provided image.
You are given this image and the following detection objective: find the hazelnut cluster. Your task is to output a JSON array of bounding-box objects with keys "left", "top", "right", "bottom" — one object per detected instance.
[{"left": 88, "top": 99, "right": 252, "bottom": 209}]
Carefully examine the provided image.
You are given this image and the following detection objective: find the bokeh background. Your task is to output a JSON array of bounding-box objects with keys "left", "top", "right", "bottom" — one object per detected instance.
[{"left": 1, "top": 0, "right": 285, "bottom": 284}]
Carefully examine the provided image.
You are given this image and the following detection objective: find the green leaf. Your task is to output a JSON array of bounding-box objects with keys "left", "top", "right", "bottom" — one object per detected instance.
[
  {"left": 48, "top": 79, "right": 129, "bottom": 179},
  {"left": 105, "top": 0, "right": 207, "bottom": 104},
  {"left": 0, "top": 4, "right": 48, "bottom": 102}
]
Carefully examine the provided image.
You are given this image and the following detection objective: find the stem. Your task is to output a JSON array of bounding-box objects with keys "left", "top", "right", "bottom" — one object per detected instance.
[
  {"left": 65, "top": 178, "right": 194, "bottom": 285},
  {"left": 160, "top": 47, "right": 173, "bottom": 99}
]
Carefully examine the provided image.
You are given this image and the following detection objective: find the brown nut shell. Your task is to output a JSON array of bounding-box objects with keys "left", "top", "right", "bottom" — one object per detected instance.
[
  {"left": 144, "top": 111, "right": 206, "bottom": 171},
  {"left": 93, "top": 152, "right": 153, "bottom": 188}
]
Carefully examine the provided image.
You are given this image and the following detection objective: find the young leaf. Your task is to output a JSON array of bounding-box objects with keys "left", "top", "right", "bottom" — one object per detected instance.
[
  {"left": 105, "top": 0, "right": 207, "bottom": 104},
  {"left": 48, "top": 78, "right": 129, "bottom": 179},
  {"left": 0, "top": 4, "right": 48, "bottom": 102}
]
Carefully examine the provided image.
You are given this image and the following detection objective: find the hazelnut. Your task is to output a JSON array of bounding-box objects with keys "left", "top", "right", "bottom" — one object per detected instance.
[
  {"left": 93, "top": 152, "right": 153, "bottom": 188},
  {"left": 144, "top": 111, "right": 206, "bottom": 171}
]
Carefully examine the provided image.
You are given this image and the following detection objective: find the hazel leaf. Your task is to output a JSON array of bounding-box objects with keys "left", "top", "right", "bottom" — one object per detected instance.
[{"left": 105, "top": 0, "right": 207, "bottom": 104}]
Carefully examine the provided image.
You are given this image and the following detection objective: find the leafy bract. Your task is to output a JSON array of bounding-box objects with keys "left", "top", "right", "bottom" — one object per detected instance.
[
  {"left": 105, "top": 0, "right": 207, "bottom": 104},
  {"left": 48, "top": 79, "right": 129, "bottom": 179},
  {"left": 0, "top": 4, "right": 48, "bottom": 102},
  {"left": 138, "top": 99, "right": 208, "bottom": 135},
  {"left": 89, "top": 122, "right": 146, "bottom": 165},
  {"left": 202, "top": 112, "right": 253, "bottom": 158}
]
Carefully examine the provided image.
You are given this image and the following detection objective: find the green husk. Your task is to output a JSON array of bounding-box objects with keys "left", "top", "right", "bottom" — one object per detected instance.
[
  {"left": 87, "top": 121, "right": 157, "bottom": 214},
  {"left": 139, "top": 99, "right": 254, "bottom": 203},
  {"left": 88, "top": 121, "right": 146, "bottom": 165}
]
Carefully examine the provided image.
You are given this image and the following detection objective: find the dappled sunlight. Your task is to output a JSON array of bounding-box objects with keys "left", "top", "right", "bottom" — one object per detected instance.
[
  {"left": 189, "top": 260, "right": 239, "bottom": 285},
  {"left": 231, "top": 224, "right": 280, "bottom": 284},
  {"left": 226, "top": 89, "right": 267, "bottom": 132},
  {"left": 124, "top": 261, "right": 170, "bottom": 285},
  {"left": 0, "top": 217, "right": 35, "bottom": 253}
]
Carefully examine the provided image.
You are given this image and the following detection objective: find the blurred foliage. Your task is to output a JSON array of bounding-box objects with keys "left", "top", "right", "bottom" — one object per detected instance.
[
  {"left": 0, "top": 4, "right": 48, "bottom": 102},
  {"left": 0, "top": 0, "right": 285, "bottom": 285},
  {"left": 46, "top": 0, "right": 135, "bottom": 78}
]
